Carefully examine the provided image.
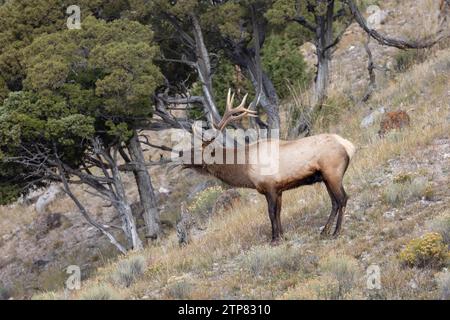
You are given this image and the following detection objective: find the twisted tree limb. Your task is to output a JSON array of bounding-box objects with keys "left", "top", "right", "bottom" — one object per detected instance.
[
  {"left": 345, "top": 0, "right": 449, "bottom": 49},
  {"left": 54, "top": 148, "right": 127, "bottom": 254},
  {"left": 361, "top": 35, "right": 376, "bottom": 103}
]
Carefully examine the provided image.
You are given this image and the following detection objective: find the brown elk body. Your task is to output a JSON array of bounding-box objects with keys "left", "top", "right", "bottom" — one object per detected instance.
[
  {"left": 184, "top": 90, "right": 356, "bottom": 243},
  {"left": 378, "top": 110, "right": 411, "bottom": 137}
]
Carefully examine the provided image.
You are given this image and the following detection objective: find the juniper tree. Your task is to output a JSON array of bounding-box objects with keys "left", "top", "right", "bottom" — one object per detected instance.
[
  {"left": 0, "top": 0, "right": 134, "bottom": 100},
  {"left": 0, "top": 16, "right": 164, "bottom": 249}
]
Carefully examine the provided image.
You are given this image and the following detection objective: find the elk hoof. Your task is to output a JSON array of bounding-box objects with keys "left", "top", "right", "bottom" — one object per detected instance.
[
  {"left": 270, "top": 238, "right": 282, "bottom": 246},
  {"left": 320, "top": 226, "right": 332, "bottom": 238},
  {"left": 332, "top": 230, "right": 341, "bottom": 238}
]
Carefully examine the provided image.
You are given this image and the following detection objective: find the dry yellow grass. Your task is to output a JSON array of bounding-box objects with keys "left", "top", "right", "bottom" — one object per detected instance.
[{"left": 0, "top": 203, "right": 37, "bottom": 236}]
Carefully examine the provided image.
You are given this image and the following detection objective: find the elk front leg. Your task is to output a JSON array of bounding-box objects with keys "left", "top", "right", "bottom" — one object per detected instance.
[
  {"left": 265, "top": 192, "right": 281, "bottom": 245},
  {"left": 276, "top": 192, "right": 283, "bottom": 237}
]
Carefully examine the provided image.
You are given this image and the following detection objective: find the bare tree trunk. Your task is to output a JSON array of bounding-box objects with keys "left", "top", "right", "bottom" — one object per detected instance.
[
  {"left": 261, "top": 75, "right": 280, "bottom": 129},
  {"left": 63, "top": 186, "right": 127, "bottom": 255},
  {"left": 191, "top": 13, "right": 221, "bottom": 125},
  {"left": 127, "top": 130, "right": 160, "bottom": 240},
  {"left": 116, "top": 201, "right": 143, "bottom": 251},
  {"left": 315, "top": 54, "right": 330, "bottom": 105},
  {"left": 314, "top": 0, "right": 335, "bottom": 106},
  {"left": 362, "top": 35, "right": 376, "bottom": 102},
  {"left": 159, "top": 12, "right": 221, "bottom": 128},
  {"left": 225, "top": 6, "right": 280, "bottom": 129},
  {"left": 54, "top": 150, "right": 128, "bottom": 254},
  {"left": 250, "top": 5, "right": 280, "bottom": 129},
  {"left": 160, "top": 11, "right": 279, "bottom": 130},
  {"left": 107, "top": 147, "right": 143, "bottom": 251},
  {"left": 225, "top": 45, "right": 280, "bottom": 129}
]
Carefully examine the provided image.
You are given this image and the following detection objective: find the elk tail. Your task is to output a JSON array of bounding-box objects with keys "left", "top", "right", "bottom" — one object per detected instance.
[{"left": 333, "top": 134, "right": 356, "bottom": 160}]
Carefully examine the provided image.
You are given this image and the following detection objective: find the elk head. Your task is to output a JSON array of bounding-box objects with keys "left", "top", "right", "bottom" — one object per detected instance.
[{"left": 179, "top": 89, "right": 257, "bottom": 172}]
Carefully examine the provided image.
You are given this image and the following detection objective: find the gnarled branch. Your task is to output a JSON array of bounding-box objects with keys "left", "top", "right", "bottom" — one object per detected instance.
[
  {"left": 361, "top": 35, "right": 376, "bottom": 102},
  {"left": 346, "top": 0, "right": 449, "bottom": 49}
]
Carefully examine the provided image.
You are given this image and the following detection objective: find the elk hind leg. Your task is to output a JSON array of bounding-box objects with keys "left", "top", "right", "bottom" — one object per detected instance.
[
  {"left": 320, "top": 171, "right": 347, "bottom": 237},
  {"left": 333, "top": 185, "right": 348, "bottom": 237},
  {"left": 321, "top": 180, "right": 339, "bottom": 237}
]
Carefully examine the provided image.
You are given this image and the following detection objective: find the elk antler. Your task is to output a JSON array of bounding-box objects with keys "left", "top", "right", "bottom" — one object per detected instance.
[{"left": 214, "top": 89, "right": 258, "bottom": 131}]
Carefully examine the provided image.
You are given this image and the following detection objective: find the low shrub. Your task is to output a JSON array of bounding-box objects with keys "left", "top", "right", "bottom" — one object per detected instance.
[
  {"left": 435, "top": 271, "right": 450, "bottom": 300},
  {"left": 428, "top": 214, "right": 450, "bottom": 245},
  {"left": 80, "top": 284, "right": 123, "bottom": 300},
  {"left": 31, "top": 291, "right": 64, "bottom": 300},
  {"left": 0, "top": 285, "right": 11, "bottom": 300},
  {"left": 394, "top": 49, "right": 428, "bottom": 72},
  {"left": 286, "top": 275, "right": 341, "bottom": 300},
  {"left": 382, "top": 176, "right": 430, "bottom": 207},
  {"left": 188, "top": 186, "right": 224, "bottom": 219},
  {"left": 409, "top": 177, "right": 433, "bottom": 200},
  {"left": 111, "top": 255, "right": 146, "bottom": 288},
  {"left": 166, "top": 280, "right": 193, "bottom": 300},
  {"left": 399, "top": 233, "right": 450, "bottom": 268},
  {"left": 312, "top": 94, "right": 351, "bottom": 132},
  {"left": 283, "top": 273, "right": 363, "bottom": 300},
  {"left": 243, "top": 245, "right": 302, "bottom": 276},
  {"left": 319, "top": 254, "right": 361, "bottom": 299}
]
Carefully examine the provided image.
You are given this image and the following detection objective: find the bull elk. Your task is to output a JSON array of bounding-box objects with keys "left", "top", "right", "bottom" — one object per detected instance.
[{"left": 183, "top": 90, "right": 356, "bottom": 244}]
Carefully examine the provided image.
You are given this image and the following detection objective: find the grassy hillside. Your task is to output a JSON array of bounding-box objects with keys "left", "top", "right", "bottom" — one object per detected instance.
[{"left": 32, "top": 44, "right": 450, "bottom": 300}]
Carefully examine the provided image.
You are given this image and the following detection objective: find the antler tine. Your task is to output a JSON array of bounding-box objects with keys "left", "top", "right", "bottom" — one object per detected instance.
[
  {"left": 231, "top": 93, "right": 257, "bottom": 114},
  {"left": 225, "top": 88, "right": 236, "bottom": 112},
  {"left": 236, "top": 93, "right": 248, "bottom": 110},
  {"left": 226, "top": 88, "right": 232, "bottom": 110},
  {"left": 235, "top": 93, "right": 258, "bottom": 115},
  {"left": 229, "top": 92, "right": 235, "bottom": 112}
]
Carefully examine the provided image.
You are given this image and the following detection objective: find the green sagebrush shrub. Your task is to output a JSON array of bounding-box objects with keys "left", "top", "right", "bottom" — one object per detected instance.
[{"left": 399, "top": 233, "right": 450, "bottom": 268}]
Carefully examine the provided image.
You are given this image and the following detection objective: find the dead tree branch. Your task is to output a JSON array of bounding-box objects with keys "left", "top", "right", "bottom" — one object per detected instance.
[
  {"left": 54, "top": 147, "right": 127, "bottom": 254},
  {"left": 346, "top": 0, "right": 449, "bottom": 49},
  {"left": 361, "top": 35, "right": 376, "bottom": 102}
]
